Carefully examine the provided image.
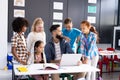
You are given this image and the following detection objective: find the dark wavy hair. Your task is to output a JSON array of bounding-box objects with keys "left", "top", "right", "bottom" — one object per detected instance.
[
  {"left": 34, "top": 40, "right": 43, "bottom": 50},
  {"left": 34, "top": 40, "right": 44, "bottom": 63},
  {"left": 12, "top": 17, "right": 29, "bottom": 33},
  {"left": 49, "top": 24, "right": 60, "bottom": 32}
]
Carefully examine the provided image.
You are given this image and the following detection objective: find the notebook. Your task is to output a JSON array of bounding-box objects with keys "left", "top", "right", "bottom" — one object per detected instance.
[{"left": 60, "top": 54, "right": 82, "bottom": 66}]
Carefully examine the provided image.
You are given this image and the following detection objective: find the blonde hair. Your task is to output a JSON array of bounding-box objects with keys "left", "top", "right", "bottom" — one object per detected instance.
[{"left": 31, "top": 18, "right": 44, "bottom": 32}]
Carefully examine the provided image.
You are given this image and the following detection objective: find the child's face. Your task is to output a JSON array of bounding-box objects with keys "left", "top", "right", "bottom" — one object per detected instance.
[
  {"left": 80, "top": 24, "right": 90, "bottom": 34},
  {"left": 36, "top": 43, "right": 44, "bottom": 53},
  {"left": 35, "top": 24, "right": 44, "bottom": 32},
  {"left": 21, "top": 26, "right": 27, "bottom": 32},
  {"left": 65, "top": 22, "right": 73, "bottom": 31}
]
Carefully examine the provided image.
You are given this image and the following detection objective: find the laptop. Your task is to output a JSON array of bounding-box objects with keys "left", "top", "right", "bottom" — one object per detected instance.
[{"left": 60, "top": 54, "right": 82, "bottom": 66}]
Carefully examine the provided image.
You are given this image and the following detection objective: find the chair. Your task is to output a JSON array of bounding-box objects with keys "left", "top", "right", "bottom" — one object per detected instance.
[
  {"left": 106, "top": 47, "right": 120, "bottom": 72},
  {"left": 106, "top": 47, "right": 115, "bottom": 72},
  {"left": 98, "top": 48, "right": 110, "bottom": 77},
  {"left": 60, "top": 73, "right": 73, "bottom": 80}
]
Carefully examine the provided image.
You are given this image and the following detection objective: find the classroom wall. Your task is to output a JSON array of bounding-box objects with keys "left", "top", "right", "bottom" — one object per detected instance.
[
  {"left": 8, "top": 0, "right": 51, "bottom": 42},
  {"left": 8, "top": 0, "right": 119, "bottom": 43},
  {"left": 0, "top": 0, "right": 8, "bottom": 69},
  {"left": 99, "top": 0, "right": 118, "bottom": 43}
]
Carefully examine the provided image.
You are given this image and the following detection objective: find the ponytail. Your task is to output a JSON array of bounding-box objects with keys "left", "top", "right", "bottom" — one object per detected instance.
[{"left": 90, "top": 26, "right": 99, "bottom": 43}]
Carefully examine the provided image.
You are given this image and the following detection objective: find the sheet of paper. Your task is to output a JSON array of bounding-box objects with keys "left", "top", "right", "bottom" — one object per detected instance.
[
  {"left": 87, "top": 16, "right": 96, "bottom": 24},
  {"left": 53, "top": 12, "right": 63, "bottom": 20},
  {"left": 88, "top": 6, "right": 97, "bottom": 13},
  {"left": 88, "top": 0, "right": 97, "bottom": 4},
  {"left": 14, "top": 0, "right": 25, "bottom": 7},
  {"left": 53, "top": 2, "right": 63, "bottom": 10},
  {"left": 14, "top": 9, "right": 25, "bottom": 18},
  {"left": 53, "top": 22, "right": 62, "bottom": 30}
]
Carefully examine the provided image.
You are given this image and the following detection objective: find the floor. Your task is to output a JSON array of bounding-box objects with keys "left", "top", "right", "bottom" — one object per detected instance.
[
  {"left": 102, "top": 72, "right": 120, "bottom": 80},
  {"left": 97, "top": 44, "right": 120, "bottom": 80}
]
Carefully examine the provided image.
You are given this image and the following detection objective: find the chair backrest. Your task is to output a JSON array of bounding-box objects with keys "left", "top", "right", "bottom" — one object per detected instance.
[
  {"left": 106, "top": 47, "right": 120, "bottom": 60},
  {"left": 98, "top": 48, "right": 103, "bottom": 51},
  {"left": 106, "top": 47, "right": 115, "bottom": 51}
]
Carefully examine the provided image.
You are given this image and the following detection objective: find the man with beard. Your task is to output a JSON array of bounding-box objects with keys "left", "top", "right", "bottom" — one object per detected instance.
[
  {"left": 45, "top": 25, "right": 85, "bottom": 80},
  {"left": 45, "top": 24, "right": 74, "bottom": 63},
  {"left": 45, "top": 24, "right": 73, "bottom": 80}
]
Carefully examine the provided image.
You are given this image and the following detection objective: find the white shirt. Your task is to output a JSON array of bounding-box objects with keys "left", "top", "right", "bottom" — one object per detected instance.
[
  {"left": 54, "top": 42, "right": 61, "bottom": 60},
  {"left": 27, "top": 32, "right": 46, "bottom": 53}
]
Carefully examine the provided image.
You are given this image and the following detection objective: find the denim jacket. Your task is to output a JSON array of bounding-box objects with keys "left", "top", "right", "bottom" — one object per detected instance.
[{"left": 44, "top": 38, "right": 74, "bottom": 62}]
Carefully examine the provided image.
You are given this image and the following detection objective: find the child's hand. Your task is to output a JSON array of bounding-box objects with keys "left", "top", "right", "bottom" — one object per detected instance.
[
  {"left": 82, "top": 57, "right": 88, "bottom": 64},
  {"left": 77, "top": 61, "right": 82, "bottom": 66},
  {"left": 63, "top": 36, "right": 70, "bottom": 42},
  {"left": 20, "top": 60, "right": 27, "bottom": 65}
]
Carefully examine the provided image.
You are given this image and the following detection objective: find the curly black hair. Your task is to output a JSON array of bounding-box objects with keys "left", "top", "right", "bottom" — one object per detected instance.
[{"left": 12, "top": 17, "right": 29, "bottom": 32}]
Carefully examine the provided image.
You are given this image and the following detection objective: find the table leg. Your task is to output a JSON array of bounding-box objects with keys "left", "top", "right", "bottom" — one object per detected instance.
[
  {"left": 99, "top": 61, "right": 102, "bottom": 77},
  {"left": 111, "top": 59, "right": 114, "bottom": 72}
]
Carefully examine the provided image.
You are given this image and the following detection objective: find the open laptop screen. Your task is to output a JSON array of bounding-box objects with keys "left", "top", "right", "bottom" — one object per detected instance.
[{"left": 60, "top": 54, "right": 82, "bottom": 66}]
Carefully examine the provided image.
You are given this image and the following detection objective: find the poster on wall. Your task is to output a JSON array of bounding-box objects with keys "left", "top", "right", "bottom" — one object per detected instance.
[
  {"left": 53, "top": 12, "right": 63, "bottom": 20},
  {"left": 14, "top": 9, "right": 25, "bottom": 18},
  {"left": 88, "top": 6, "right": 97, "bottom": 13},
  {"left": 88, "top": 0, "right": 97, "bottom": 4},
  {"left": 87, "top": 16, "right": 96, "bottom": 24},
  {"left": 53, "top": 2, "right": 63, "bottom": 10},
  {"left": 53, "top": 22, "right": 62, "bottom": 30},
  {"left": 14, "top": 0, "right": 25, "bottom": 7}
]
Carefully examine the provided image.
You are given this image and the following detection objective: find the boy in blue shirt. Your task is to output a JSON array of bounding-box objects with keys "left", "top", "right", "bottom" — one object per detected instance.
[{"left": 62, "top": 18, "right": 81, "bottom": 53}]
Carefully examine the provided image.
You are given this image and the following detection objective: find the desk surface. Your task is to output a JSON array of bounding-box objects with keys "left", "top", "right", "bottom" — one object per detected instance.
[
  {"left": 99, "top": 50, "right": 120, "bottom": 56},
  {"left": 13, "top": 63, "right": 100, "bottom": 76}
]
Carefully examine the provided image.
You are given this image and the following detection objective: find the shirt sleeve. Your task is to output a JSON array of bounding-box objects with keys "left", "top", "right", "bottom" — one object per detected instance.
[
  {"left": 77, "top": 41, "right": 81, "bottom": 53},
  {"left": 75, "top": 29, "right": 81, "bottom": 37},
  {"left": 65, "top": 42, "right": 74, "bottom": 53},
  {"left": 44, "top": 43, "right": 52, "bottom": 63},
  {"left": 11, "top": 36, "right": 17, "bottom": 48},
  {"left": 87, "top": 34, "right": 96, "bottom": 55},
  {"left": 79, "top": 35, "right": 85, "bottom": 55},
  {"left": 62, "top": 28, "right": 65, "bottom": 36}
]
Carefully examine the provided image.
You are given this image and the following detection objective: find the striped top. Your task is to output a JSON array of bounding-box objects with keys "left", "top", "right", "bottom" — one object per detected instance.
[{"left": 54, "top": 42, "right": 62, "bottom": 60}]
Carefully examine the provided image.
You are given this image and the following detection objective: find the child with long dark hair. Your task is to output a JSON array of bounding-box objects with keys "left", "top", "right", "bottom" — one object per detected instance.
[{"left": 30, "top": 40, "right": 48, "bottom": 80}]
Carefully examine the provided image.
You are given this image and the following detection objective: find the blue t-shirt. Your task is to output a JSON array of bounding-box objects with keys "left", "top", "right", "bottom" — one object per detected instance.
[{"left": 62, "top": 28, "right": 81, "bottom": 52}]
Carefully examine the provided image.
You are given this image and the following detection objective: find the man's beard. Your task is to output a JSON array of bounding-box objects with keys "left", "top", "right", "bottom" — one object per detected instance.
[{"left": 56, "top": 34, "right": 63, "bottom": 41}]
